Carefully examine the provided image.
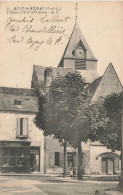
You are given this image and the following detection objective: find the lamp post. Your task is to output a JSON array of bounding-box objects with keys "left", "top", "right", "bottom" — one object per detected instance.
[{"left": 119, "top": 91, "right": 123, "bottom": 192}]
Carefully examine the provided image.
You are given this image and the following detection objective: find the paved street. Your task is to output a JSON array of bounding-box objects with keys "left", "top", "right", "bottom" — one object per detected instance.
[{"left": 0, "top": 176, "right": 119, "bottom": 195}]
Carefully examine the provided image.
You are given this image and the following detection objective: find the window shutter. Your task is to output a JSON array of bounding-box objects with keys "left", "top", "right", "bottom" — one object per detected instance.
[
  {"left": 49, "top": 152, "right": 54, "bottom": 167},
  {"left": 17, "top": 118, "right": 20, "bottom": 136},
  {"left": 23, "top": 118, "right": 28, "bottom": 136},
  {"left": 75, "top": 59, "right": 86, "bottom": 70},
  {"left": 73, "top": 152, "right": 77, "bottom": 167},
  {"left": 60, "top": 153, "right": 64, "bottom": 168}
]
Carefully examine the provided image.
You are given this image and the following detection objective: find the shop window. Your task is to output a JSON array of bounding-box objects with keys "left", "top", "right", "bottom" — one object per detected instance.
[
  {"left": 17, "top": 118, "right": 28, "bottom": 138},
  {"left": 55, "top": 152, "right": 60, "bottom": 166},
  {"left": 2, "top": 147, "right": 9, "bottom": 167}
]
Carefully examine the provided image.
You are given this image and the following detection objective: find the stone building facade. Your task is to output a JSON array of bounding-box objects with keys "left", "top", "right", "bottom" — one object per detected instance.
[
  {"left": 0, "top": 87, "right": 44, "bottom": 173},
  {"left": 44, "top": 135, "right": 77, "bottom": 174}
]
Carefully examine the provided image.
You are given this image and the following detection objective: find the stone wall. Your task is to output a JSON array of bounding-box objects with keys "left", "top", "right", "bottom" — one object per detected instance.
[{"left": 90, "top": 142, "right": 120, "bottom": 175}]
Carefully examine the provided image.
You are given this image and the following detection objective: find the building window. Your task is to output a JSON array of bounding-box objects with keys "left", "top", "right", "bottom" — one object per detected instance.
[
  {"left": 55, "top": 152, "right": 60, "bottom": 166},
  {"left": 67, "top": 152, "right": 73, "bottom": 167},
  {"left": 17, "top": 118, "right": 28, "bottom": 138}
]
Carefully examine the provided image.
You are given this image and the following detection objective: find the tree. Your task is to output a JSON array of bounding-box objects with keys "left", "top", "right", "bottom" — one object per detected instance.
[
  {"left": 67, "top": 92, "right": 91, "bottom": 179},
  {"left": 34, "top": 71, "right": 91, "bottom": 179},
  {"left": 89, "top": 92, "right": 122, "bottom": 151}
]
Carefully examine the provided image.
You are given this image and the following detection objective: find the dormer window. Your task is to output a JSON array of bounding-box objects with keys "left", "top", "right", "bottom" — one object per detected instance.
[
  {"left": 14, "top": 99, "right": 22, "bottom": 108},
  {"left": 24, "top": 98, "right": 29, "bottom": 101},
  {"left": 14, "top": 99, "right": 22, "bottom": 105}
]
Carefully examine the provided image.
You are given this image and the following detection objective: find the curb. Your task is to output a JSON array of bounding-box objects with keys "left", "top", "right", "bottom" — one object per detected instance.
[
  {"left": 0, "top": 174, "right": 119, "bottom": 184},
  {"left": 48, "top": 177, "right": 119, "bottom": 184},
  {"left": 0, "top": 173, "right": 61, "bottom": 177}
]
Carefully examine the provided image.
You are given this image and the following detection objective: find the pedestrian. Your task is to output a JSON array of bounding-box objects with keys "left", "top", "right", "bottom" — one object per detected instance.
[
  {"left": 70, "top": 168, "right": 73, "bottom": 178},
  {"left": 73, "top": 167, "right": 76, "bottom": 178}
]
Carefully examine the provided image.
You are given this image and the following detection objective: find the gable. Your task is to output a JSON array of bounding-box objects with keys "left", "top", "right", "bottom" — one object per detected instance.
[
  {"left": 91, "top": 63, "right": 123, "bottom": 101},
  {"left": 58, "top": 21, "right": 97, "bottom": 67},
  {"left": 63, "top": 22, "right": 97, "bottom": 60}
]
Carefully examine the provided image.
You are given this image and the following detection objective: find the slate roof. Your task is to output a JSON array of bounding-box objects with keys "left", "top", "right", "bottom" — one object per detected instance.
[
  {"left": 32, "top": 64, "right": 100, "bottom": 89},
  {"left": 32, "top": 65, "right": 74, "bottom": 90},
  {"left": 78, "top": 70, "right": 99, "bottom": 84},
  {"left": 58, "top": 21, "right": 97, "bottom": 66},
  {"left": 87, "top": 76, "right": 102, "bottom": 96},
  {"left": 33, "top": 65, "right": 73, "bottom": 78},
  {"left": 0, "top": 87, "right": 38, "bottom": 113}
]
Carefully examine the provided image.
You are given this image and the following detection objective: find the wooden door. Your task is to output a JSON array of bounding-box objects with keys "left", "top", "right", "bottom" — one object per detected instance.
[
  {"left": 102, "top": 159, "right": 107, "bottom": 174},
  {"left": 102, "top": 158, "right": 114, "bottom": 175},
  {"left": 30, "top": 147, "right": 40, "bottom": 172},
  {"left": 107, "top": 159, "right": 114, "bottom": 175}
]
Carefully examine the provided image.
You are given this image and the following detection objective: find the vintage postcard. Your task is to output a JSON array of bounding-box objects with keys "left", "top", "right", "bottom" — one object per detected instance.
[{"left": 0, "top": 1, "right": 123, "bottom": 194}]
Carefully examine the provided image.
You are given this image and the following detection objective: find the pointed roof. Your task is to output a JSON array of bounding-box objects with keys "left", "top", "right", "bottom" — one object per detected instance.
[
  {"left": 87, "top": 76, "right": 102, "bottom": 94},
  {"left": 58, "top": 21, "right": 97, "bottom": 66},
  {"left": 88, "top": 63, "right": 123, "bottom": 101}
]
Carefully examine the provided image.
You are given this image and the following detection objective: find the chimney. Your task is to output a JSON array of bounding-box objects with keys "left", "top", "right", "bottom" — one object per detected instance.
[{"left": 44, "top": 67, "right": 52, "bottom": 90}]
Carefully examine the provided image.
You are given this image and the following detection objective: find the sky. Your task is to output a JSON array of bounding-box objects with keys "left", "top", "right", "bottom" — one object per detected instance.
[{"left": 0, "top": 1, "right": 123, "bottom": 88}]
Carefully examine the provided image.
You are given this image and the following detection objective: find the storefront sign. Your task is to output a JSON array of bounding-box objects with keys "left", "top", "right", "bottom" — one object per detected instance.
[{"left": 0, "top": 141, "right": 30, "bottom": 147}]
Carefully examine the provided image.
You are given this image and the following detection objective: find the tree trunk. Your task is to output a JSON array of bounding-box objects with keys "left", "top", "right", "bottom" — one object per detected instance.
[
  {"left": 63, "top": 140, "right": 67, "bottom": 177},
  {"left": 77, "top": 141, "right": 83, "bottom": 180}
]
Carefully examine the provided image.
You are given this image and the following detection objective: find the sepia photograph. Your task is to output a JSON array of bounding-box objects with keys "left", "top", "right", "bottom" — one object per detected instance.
[{"left": 0, "top": 1, "right": 123, "bottom": 194}]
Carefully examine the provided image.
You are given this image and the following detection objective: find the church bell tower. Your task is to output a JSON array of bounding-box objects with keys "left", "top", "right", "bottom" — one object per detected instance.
[{"left": 58, "top": 3, "right": 98, "bottom": 83}]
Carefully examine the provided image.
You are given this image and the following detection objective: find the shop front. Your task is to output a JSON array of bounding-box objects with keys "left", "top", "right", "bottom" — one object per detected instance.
[{"left": 0, "top": 141, "right": 31, "bottom": 173}]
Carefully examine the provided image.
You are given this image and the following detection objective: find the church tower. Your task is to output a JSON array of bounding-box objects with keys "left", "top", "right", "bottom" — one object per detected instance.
[
  {"left": 31, "top": 4, "right": 99, "bottom": 91},
  {"left": 58, "top": 4, "right": 99, "bottom": 83}
]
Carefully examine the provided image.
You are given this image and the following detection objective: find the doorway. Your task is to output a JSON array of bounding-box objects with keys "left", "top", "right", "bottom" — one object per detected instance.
[
  {"left": 30, "top": 147, "right": 40, "bottom": 172},
  {"left": 102, "top": 158, "right": 114, "bottom": 175}
]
